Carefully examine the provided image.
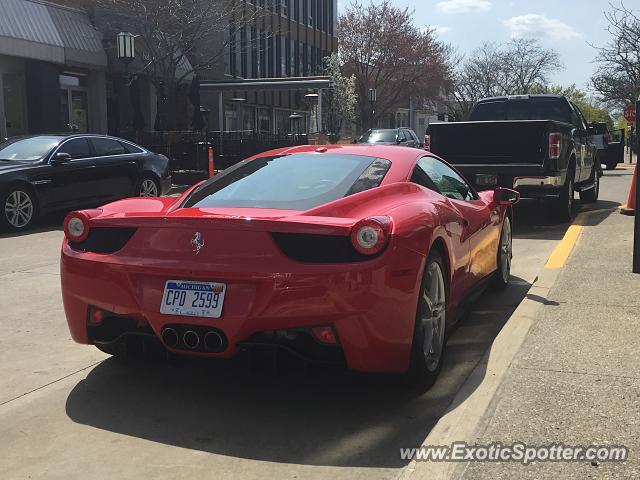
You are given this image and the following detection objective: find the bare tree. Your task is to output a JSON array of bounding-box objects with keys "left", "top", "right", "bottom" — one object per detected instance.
[
  {"left": 591, "top": 2, "right": 640, "bottom": 108},
  {"left": 323, "top": 54, "right": 357, "bottom": 139},
  {"left": 503, "top": 38, "right": 562, "bottom": 94},
  {"left": 338, "top": 1, "right": 453, "bottom": 131},
  {"left": 444, "top": 38, "right": 562, "bottom": 120},
  {"left": 95, "top": 0, "right": 263, "bottom": 130}
]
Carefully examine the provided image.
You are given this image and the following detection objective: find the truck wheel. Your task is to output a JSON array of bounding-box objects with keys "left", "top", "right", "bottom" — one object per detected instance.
[
  {"left": 580, "top": 166, "right": 599, "bottom": 204},
  {"left": 605, "top": 161, "right": 617, "bottom": 171},
  {"left": 556, "top": 170, "right": 575, "bottom": 223}
]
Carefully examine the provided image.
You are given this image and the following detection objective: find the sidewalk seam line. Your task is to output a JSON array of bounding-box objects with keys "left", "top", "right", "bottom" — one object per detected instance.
[
  {"left": 515, "top": 365, "right": 640, "bottom": 381},
  {"left": 0, "top": 360, "right": 102, "bottom": 408}
]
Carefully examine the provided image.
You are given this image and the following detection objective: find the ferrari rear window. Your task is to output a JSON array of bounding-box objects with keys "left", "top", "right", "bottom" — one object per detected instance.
[{"left": 183, "top": 153, "right": 390, "bottom": 210}]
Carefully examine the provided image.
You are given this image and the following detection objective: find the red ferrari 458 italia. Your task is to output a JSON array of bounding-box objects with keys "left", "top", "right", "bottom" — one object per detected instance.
[{"left": 61, "top": 145, "right": 519, "bottom": 389}]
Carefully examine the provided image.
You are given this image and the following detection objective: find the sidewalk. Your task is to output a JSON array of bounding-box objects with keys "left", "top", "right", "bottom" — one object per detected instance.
[{"left": 459, "top": 191, "right": 640, "bottom": 477}]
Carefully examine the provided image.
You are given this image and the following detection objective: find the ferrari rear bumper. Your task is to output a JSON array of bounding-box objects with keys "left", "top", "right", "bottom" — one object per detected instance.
[{"left": 60, "top": 241, "right": 425, "bottom": 374}]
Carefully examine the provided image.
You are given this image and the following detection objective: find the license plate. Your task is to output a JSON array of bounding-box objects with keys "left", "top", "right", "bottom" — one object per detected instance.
[
  {"left": 160, "top": 280, "right": 226, "bottom": 318},
  {"left": 476, "top": 174, "right": 498, "bottom": 186}
]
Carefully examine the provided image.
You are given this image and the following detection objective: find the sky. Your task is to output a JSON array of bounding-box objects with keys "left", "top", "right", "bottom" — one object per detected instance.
[{"left": 339, "top": 0, "right": 623, "bottom": 93}]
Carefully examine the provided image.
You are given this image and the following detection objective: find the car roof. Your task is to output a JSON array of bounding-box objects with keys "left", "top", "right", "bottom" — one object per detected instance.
[
  {"left": 253, "top": 144, "right": 426, "bottom": 182},
  {"left": 477, "top": 94, "right": 564, "bottom": 103},
  {"left": 7, "top": 133, "right": 139, "bottom": 142}
]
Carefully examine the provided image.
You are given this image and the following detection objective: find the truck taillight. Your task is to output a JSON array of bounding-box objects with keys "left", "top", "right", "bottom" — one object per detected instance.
[
  {"left": 424, "top": 135, "right": 431, "bottom": 151},
  {"left": 549, "top": 132, "right": 561, "bottom": 159}
]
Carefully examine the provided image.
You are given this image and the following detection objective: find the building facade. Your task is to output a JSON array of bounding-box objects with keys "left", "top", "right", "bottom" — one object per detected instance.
[
  {"left": 207, "top": 0, "right": 339, "bottom": 134},
  {"left": 0, "top": 0, "right": 338, "bottom": 140},
  {"left": 0, "top": 0, "right": 108, "bottom": 139}
]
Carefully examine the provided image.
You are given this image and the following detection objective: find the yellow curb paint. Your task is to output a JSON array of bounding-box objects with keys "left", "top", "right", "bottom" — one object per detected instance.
[
  {"left": 544, "top": 207, "right": 618, "bottom": 269},
  {"left": 545, "top": 222, "right": 583, "bottom": 269},
  {"left": 617, "top": 164, "right": 637, "bottom": 169}
]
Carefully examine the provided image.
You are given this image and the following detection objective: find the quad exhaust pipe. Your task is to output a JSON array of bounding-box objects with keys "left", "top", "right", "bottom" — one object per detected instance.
[
  {"left": 204, "top": 331, "right": 223, "bottom": 350},
  {"left": 161, "top": 327, "right": 179, "bottom": 348},
  {"left": 161, "top": 326, "right": 225, "bottom": 352}
]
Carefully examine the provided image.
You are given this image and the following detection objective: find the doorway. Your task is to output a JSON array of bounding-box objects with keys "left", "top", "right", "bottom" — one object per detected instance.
[
  {"left": 59, "top": 74, "right": 89, "bottom": 133},
  {"left": 3, "top": 73, "right": 26, "bottom": 137}
]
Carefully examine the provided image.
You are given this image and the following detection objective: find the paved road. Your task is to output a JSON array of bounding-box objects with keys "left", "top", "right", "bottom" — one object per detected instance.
[{"left": 0, "top": 167, "right": 633, "bottom": 480}]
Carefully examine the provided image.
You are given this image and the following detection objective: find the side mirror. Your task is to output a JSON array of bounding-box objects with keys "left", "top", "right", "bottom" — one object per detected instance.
[
  {"left": 494, "top": 187, "right": 520, "bottom": 206},
  {"left": 51, "top": 152, "right": 72, "bottom": 165}
]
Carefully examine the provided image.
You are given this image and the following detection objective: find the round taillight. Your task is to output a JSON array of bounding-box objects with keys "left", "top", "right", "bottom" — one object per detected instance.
[
  {"left": 350, "top": 216, "right": 391, "bottom": 255},
  {"left": 64, "top": 211, "right": 90, "bottom": 242}
]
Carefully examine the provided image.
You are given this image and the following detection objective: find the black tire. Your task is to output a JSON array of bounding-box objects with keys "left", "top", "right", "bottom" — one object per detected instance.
[
  {"left": 580, "top": 165, "right": 600, "bottom": 204},
  {"left": 492, "top": 215, "right": 512, "bottom": 290},
  {"left": 606, "top": 161, "right": 617, "bottom": 171},
  {"left": 555, "top": 169, "right": 575, "bottom": 223},
  {"left": 405, "top": 250, "right": 448, "bottom": 391},
  {"left": 0, "top": 187, "right": 37, "bottom": 232},
  {"left": 137, "top": 175, "right": 160, "bottom": 197}
]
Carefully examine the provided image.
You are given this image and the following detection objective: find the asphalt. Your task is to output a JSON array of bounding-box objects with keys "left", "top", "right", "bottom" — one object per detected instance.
[{"left": 0, "top": 165, "right": 635, "bottom": 479}]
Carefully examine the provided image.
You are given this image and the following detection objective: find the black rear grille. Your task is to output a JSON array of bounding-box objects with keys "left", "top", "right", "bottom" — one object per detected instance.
[
  {"left": 271, "top": 232, "right": 372, "bottom": 263},
  {"left": 69, "top": 227, "right": 137, "bottom": 254}
]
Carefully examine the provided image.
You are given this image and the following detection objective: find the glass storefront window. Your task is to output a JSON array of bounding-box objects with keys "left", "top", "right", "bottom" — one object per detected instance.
[
  {"left": 59, "top": 73, "right": 88, "bottom": 133},
  {"left": 257, "top": 108, "right": 271, "bottom": 133}
]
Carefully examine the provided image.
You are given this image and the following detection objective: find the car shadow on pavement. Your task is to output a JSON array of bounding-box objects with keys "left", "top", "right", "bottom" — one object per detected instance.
[
  {"left": 0, "top": 212, "right": 64, "bottom": 239},
  {"left": 512, "top": 199, "right": 621, "bottom": 241},
  {"left": 65, "top": 275, "right": 531, "bottom": 469}
]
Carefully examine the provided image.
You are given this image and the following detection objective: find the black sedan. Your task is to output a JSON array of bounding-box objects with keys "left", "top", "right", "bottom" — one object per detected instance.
[
  {"left": 0, "top": 134, "right": 171, "bottom": 231},
  {"left": 356, "top": 128, "right": 423, "bottom": 148}
]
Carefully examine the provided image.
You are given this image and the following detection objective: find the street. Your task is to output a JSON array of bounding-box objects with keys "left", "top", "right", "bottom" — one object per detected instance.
[{"left": 0, "top": 166, "right": 633, "bottom": 480}]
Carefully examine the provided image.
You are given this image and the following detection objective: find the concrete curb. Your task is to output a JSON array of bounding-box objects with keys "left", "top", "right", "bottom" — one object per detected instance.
[{"left": 399, "top": 266, "right": 563, "bottom": 480}]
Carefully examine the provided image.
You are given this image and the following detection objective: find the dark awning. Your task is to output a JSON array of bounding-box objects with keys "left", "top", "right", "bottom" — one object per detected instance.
[{"left": 0, "top": 0, "right": 107, "bottom": 68}]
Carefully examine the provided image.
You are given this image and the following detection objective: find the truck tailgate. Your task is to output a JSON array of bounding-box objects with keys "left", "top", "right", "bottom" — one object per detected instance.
[{"left": 429, "top": 120, "right": 551, "bottom": 165}]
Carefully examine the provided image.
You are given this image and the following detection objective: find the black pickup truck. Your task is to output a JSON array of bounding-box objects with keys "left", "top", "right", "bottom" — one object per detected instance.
[{"left": 426, "top": 95, "right": 601, "bottom": 221}]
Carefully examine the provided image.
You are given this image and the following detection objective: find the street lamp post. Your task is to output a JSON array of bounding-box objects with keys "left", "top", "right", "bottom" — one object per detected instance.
[
  {"left": 368, "top": 88, "right": 377, "bottom": 130},
  {"left": 117, "top": 32, "right": 137, "bottom": 138},
  {"left": 289, "top": 112, "right": 302, "bottom": 142},
  {"left": 116, "top": 32, "right": 135, "bottom": 76}
]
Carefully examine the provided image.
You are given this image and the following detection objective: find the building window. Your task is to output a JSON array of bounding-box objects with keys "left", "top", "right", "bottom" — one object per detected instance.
[
  {"left": 250, "top": 27, "right": 258, "bottom": 78},
  {"left": 302, "top": 43, "right": 308, "bottom": 76},
  {"left": 267, "top": 34, "right": 274, "bottom": 77},
  {"left": 257, "top": 107, "right": 271, "bottom": 133},
  {"left": 240, "top": 27, "right": 248, "bottom": 78},
  {"left": 294, "top": 41, "right": 300, "bottom": 76},
  {"left": 259, "top": 30, "right": 267, "bottom": 78},
  {"left": 285, "top": 36, "right": 291, "bottom": 76},
  {"left": 294, "top": 0, "right": 300, "bottom": 23}
]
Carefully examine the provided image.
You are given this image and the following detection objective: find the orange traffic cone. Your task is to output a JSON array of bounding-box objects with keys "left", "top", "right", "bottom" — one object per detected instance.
[
  {"left": 621, "top": 163, "right": 638, "bottom": 216},
  {"left": 208, "top": 146, "right": 215, "bottom": 178}
]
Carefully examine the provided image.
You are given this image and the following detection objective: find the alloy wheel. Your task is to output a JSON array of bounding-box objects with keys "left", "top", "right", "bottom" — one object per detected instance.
[
  {"left": 500, "top": 217, "right": 512, "bottom": 283},
  {"left": 4, "top": 190, "right": 34, "bottom": 228},
  {"left": 421, "top": 261, "right": 446, "bottom": 372},
  {"left": 139, "top": 179, "right": 159, "bottom": 197}
]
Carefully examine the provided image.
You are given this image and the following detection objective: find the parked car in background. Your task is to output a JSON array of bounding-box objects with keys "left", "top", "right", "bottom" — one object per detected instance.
[
  {"left": 0, "top": 134, "right": 171, "bottom": 231},
  {"left": 357, "top": 128, "right": 422, "bottom": 148},
  {"left": 589, "top": 122, "right": 612, "bottom": 169},
  {"left": 426, "top": 95, "right": 600, "bottom": 222},
  {"left": 603, "top": 128, "right": 626, "bottom": 171},
  {"left": 61, "top": 144, "right": 519, "bottom": 391}
]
